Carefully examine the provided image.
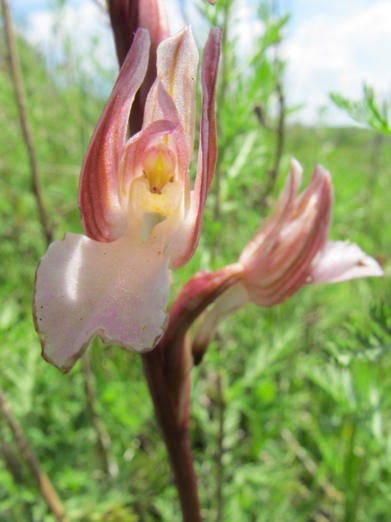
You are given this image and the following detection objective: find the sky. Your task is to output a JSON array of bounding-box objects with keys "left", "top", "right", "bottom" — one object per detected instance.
[{"left": 8, "top": 0, "right": 391, "bottom": 126}]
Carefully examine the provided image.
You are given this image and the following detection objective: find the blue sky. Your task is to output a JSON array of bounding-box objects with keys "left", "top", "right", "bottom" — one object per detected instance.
[{"left": 9, "top": 0, "right": 391, "bottom": 125}]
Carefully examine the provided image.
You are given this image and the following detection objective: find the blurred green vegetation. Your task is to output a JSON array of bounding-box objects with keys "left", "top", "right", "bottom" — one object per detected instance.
[{"left": 0, "top": 1, "right": 390, "bottom": 521}]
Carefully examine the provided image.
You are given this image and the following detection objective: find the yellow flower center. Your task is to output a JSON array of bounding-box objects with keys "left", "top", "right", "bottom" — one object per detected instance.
[
  {"left": 130, "top": 143, "right": 183, "bottom": 242},
  {"left": 142, "top": 144, "right": 176, "bottom": 194}
]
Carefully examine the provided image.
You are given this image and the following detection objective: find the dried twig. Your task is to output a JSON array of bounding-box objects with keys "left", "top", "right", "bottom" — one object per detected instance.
[
  {"left": 0, "top": 386, "right": 70, "bottom": 522},
  {"left": 255, "top": 82, "right": 285, "bottom": 208},
  {"left": 216, "top": 372, "right": 225, "bottom": 522},
  {"left": 0, "top": 429, "right": 25, "bottom": 484},
  {"left": 1, "top": 0, "right": 53, "bottom": 246},
  {"left": 281, "top": 429, "right": 344, "bottom": 503}
]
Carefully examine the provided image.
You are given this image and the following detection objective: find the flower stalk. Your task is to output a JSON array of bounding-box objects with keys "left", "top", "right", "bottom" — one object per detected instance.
[{"left": 142, "top": 347, "right": 202, "bottom": 522}]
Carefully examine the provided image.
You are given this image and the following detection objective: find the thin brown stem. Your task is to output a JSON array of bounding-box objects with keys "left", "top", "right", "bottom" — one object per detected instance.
[
  {"left": 212, "top": 0, "right": 232, "bottom": 262},
  {"left": 256, "top": 82, "right": 285, "bottom": 209},
  {"left": 82, "top": 351, "right": 117, "bottom": 478},
  {"left": 1, "top": 0, "right": 53, "bottom": 246},
  {"left": 0, "top": 386, "right": 69, "bottom": 522},
  {"left": 362, "top": 132, "right": 383, "bottom": 234},
  {"left": 271, "top": 82, "right": 285, "bottom": 188},
  {"left": 216, "top": 372, "right": 225, "bottom": 522},
  {"left": 281, "top": 429, "right": 344, "bottom": 503},
  {"left": 142, "top": 348, "right": 202, "bottom": 522},
  {"left": 0, "top": 429, "right": 25, "bottom": 485}
]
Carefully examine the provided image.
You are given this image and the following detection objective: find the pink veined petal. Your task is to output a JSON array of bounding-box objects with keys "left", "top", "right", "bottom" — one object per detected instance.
[
  {"left": 192, "top": 282, "right": 249, "bottom": 359},
  {"left": 166, "top": 27, "right": 224, "bottom": 270},
  {"left": 138, "top": 0, "right": 170, "bottom": 111},
  {"left": 242, "top": 165, "right": 333, "bottom": 307},
  {"left": 240, "top": 158, "right": 303, "bottom": 267},
  {"left": 308, "top": 241, "right": 384, "bottom": 284},
  {"left": 143, "top": 26, "right": 199, "bottom": 155},
  {"left": 252, "top": 164, "right": 331, "bottom": 284},
  {"left": 79, "top": 28, "right": 150, "bottom": 243},
  {"left": 33, "top": 230, "right": 170, "bottom": 373}
]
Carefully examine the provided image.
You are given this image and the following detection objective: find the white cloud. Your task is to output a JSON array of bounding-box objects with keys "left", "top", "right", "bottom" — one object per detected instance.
[
  {"left": 19, "top": 0, "right": 190, "bottom": 88},
  {"left": 13, "top": 0, "right": 391, "bottom": 126},
  {"left": 283, "top": 0, "right": 391, "bottom": 124},
  {"left": 232, "top": 0, "right": 264, "bottom": 55},
  {"left": 23, "top": 0, "right": 116, "bottom": 87}
]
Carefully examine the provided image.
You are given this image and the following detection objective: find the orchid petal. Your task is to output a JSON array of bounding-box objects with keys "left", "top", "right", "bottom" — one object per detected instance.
[
  {"left": 33, "top": 230, "right": 170, "bottom": 373},
  {"left": 240, "top": 158, "right": 303, "bottom": 265},
  {"left": 143, "top": 26, "right": 199, "bottom": 154},
  {"left": 79, "top": 29, "right": 150, "bottom": 243},
  {"left": 166, "top": 27, "right": 224, "bottom": 269},
  {"left": 147, "top": 83, "right": 191, "bottom": 195},
  {"left": 308, "top": 241, "right": 384, "bottom": 284},
  {"left": 241, "top": 164, "right": 332, "bottom": 306}
]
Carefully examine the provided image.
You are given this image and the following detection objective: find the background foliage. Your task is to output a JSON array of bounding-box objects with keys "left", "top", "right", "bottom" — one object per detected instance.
[{"left": 0, "top": 0, "right": 390, "bottom": 521}]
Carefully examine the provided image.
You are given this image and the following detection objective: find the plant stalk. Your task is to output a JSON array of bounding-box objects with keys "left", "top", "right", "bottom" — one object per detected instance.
[{"left": 142, "top": 348, "right": 202, "bottom": 522}]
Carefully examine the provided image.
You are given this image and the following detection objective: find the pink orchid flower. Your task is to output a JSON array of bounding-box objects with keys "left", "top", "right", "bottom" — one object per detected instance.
[
  {"left": 33, "top": 26, "right": 223, "bottom": 372},
  {"left": 191, "top": 159, "right": 383, "bottom": 356}
]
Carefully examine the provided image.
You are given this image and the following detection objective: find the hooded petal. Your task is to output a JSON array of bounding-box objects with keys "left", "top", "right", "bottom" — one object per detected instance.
[
  {"left": 144, "top": 82, "right": 191, "bottom": 196},
  {"left": 143, "top": 26, "right": 199, "bottom": 154},
  {"left": 33, "top": 230, "right": 170, "bottom": 373},
  {"left": 240, "top": 158, "right": 303, "bottom": 266},
  {"left": 79, "top": 28, "right": 150, "bottom": 243},
  {"left": 308, "top": 241, "right": 384, "bottom": 284},
  {"left": 240, "top": 163, "right": 332, "bottom": 307},
  {"left": 166, "top": 27, "right": 224, "bottom": 269}
]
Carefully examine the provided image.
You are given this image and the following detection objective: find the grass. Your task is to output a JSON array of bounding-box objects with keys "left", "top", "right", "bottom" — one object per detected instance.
[{"left": 1, "top": 4, "right": 391, "bottom": 520}]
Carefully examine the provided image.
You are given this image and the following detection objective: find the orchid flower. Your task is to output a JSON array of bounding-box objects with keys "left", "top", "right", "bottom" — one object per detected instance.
[
  {"left": 33, "top": 26, "right": 223, "bottom": 372},
  {"left": 190, "top": 159, "right": 383, "bottom": 357}
]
